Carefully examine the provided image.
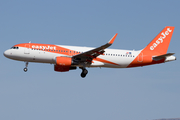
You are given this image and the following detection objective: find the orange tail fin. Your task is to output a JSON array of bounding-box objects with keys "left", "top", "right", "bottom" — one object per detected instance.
[{"left": 142, "top": 26, "right": 175, "bottom": 56}]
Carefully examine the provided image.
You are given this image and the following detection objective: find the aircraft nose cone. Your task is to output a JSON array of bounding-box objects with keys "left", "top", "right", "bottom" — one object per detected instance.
[
  {"left": 3, "top": 50, "right": 11, "bottom": 58},
  {"left": 3, "top": 50, "right": 8, "bottom": 57}
]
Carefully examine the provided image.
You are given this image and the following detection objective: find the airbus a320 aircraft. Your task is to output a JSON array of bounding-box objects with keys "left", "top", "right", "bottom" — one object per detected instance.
[{"left": 4, "top": 26, "right": 176, "bottom": 78}]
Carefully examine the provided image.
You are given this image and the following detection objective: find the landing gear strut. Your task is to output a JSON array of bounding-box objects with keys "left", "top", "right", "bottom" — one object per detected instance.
[
  {"left": 80, "top": 68, "right": 88, "bottom": 78},
  {"left": 23, "top": 62, "right": 28, "bottom": 72}
]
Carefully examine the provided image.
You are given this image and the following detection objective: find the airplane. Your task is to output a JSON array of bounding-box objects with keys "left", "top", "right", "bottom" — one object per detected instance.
[{"left": 3, "top": 26, "right": 176, "bottom": 78}]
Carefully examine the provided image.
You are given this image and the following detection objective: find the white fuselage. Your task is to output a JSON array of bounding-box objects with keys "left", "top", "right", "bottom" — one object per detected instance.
[
  {"left": 3, "top": 27, "right": 176, "bottom": 78},
  {"left": 4, "top": 45, "right": 141, "bottom": 68}
]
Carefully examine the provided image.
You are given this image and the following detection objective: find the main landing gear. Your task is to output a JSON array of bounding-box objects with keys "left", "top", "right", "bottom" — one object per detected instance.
[
  {"left": 80, "top": 67, "right": 88, "bottom": 78},
  {"left": 23, "top": 62, "right": 28, "bottom": 72}
]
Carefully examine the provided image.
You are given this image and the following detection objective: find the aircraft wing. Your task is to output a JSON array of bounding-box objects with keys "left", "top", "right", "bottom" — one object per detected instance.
[{"left": 72, "top": 33, "right": 118, "bottom": 62}]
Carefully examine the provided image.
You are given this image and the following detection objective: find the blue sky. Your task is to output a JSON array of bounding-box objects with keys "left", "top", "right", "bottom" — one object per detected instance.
[{"left": 0, "top": 0, "right": 180, "bottom": 120}]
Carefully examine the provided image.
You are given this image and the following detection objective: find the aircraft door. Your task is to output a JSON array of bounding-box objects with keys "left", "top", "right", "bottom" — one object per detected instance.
[
  {"left": 24, "top": 44, "right": 30, "bottom": 54},
  {"left": 137, "top": 52, "right": 143, "bottom": 62},
  {"left": 69, "top": 50, "right": 75, "bottom": 56}
]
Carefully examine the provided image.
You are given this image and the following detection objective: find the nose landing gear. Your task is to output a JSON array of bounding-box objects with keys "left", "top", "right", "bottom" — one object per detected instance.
[
  {"left": 23, "top": 62, "right": 28, "bottom": 72},
  {"left": 24, "top": 67, "right": 28, "bottom": 72}
]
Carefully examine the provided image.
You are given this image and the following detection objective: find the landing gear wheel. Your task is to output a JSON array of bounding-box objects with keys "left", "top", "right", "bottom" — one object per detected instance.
[
  {"left": 23, "top": 62, "right": 29, "bottom": 72},
  {"left": 83, "top": 69, "right": 88, "bottom": 74},
  {"left": 81, "top": 69, "right": 88, "bottom": 78},
  {"left": 81, "top": 73, "right": 86, "bottom": 78},
  {"left": 24, "top": 68, "right": 28, "bottom": 72}
]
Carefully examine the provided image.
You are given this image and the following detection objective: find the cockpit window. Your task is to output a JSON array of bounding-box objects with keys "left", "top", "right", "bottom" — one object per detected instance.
[{"left": 11, "top": 47, "right": 19, "bottom": 49}]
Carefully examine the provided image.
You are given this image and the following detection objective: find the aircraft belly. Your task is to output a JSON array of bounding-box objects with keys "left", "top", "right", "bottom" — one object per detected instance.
[
  {"left": 92, "top": 56, "right": 136, "bottom": 68},
  {"left": 90, "top": 61, "right": 104, "bottom": 67},
  {"left": 29, "top": 51, "right": 57, "bottom": 64}
]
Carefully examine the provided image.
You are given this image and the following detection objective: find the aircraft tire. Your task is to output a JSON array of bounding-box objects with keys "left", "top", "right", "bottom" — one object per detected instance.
[
  {"left": 81, "top": 73, "right": 86, "bottom": 78},
  {"left": 81, "top": 69, "right": 88, "bottom": 78},
  {"left": 83, "top": 69, "right": 88, "bottom": 74},
  {"left": 24, "top": 68, "right": 28, "bottom": 72}
]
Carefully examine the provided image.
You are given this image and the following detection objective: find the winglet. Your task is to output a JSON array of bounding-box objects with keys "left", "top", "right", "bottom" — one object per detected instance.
[{"left": 108, "top": 33, "right": 118, "bottom": 44}]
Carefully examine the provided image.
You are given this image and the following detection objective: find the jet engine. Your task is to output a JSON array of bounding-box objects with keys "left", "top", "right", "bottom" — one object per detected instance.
[{"left": 54, "top": 56, "right": 76, "bottom": 72}]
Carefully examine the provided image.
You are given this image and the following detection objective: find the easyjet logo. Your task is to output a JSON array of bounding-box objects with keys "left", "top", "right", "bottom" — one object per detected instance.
[
  {"left": 32, "top": 45, "right": 56, "bottom": 50},
  {"left": 150, "top": 28, "right": 172, "bottom": 50}
]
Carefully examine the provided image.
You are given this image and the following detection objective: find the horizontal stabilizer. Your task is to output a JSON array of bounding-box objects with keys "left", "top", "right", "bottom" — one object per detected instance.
[{"left": 153, "top": 53, "right": 175, "bottom": 61}]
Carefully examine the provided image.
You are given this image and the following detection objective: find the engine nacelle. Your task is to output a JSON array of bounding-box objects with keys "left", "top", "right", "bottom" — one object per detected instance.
[{"left": 54, "top": 56, "right": 72, "bottom": 72}]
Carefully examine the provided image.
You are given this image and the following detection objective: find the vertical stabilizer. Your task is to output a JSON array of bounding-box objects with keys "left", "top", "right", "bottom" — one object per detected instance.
[
  {"left": 128, "top": 26, "right": 175, "bottom": 68},
  {"left": 142, "top": 26, "right": 175, "bottom": 56}
]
